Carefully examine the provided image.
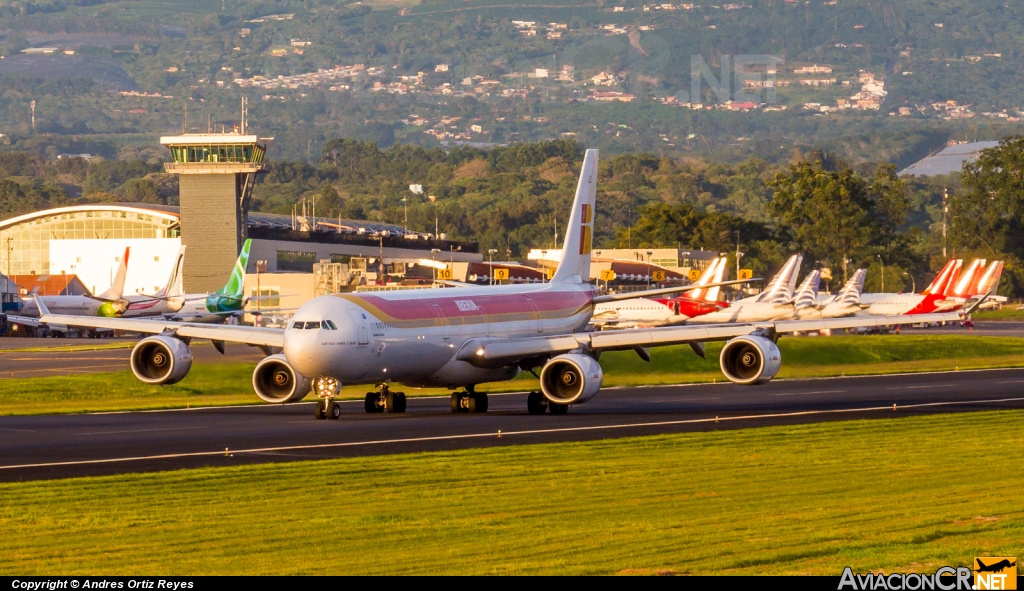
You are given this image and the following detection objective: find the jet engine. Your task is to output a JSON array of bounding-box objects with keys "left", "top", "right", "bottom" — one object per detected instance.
[
  {"left": 252, "top": 354, "right": 312, "bottom": 403},
  {"left": 539, "top": 354, "right": 603, "bottom": 405},
  {"left": 130, "top": 335, "right": 193, "bottom": 385},
  {"left": 719, "top": 335, "right": 781, "bottom": 385}
]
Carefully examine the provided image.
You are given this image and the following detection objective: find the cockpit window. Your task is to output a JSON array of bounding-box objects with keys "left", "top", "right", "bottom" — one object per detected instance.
[
  {"left": 290, "top": 321, "right": 303, "bottom": 329},
  {"left": 323, "top": 320, "right": 337, "bottom": 330},
  {"left": 304, "top": 321, "right": 321, "bottom": 330}
]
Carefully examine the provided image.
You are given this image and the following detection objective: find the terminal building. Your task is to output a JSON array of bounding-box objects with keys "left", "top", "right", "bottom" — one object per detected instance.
[{"left": 0, "top": 203, "right": 480, "bottom": 298}]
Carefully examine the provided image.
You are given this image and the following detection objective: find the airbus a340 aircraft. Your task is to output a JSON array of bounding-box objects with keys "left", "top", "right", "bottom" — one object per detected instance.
[{"left": 41, "top": 150, "right": 970, "bottom": 420}]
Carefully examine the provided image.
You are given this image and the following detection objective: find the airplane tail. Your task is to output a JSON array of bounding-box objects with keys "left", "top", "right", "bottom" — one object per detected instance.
[
  {"left": 756, "top": 254, "right": 803, "bottom": 304},
  {"left": 215, "top": 239, "right": 252, "bottom": 299},
  {"left": 972, "top": 260, "right": 1004, "bottom": 295},
  {"left": 687, "top": 257, "right": 724, "bottom": 302},
  {"left": 833, "top": 268, "right": 866, "bottom": 305},
  {"left": 96, "top": 247, "right": 130, "bottom": 301},
  {"left": 921, "top": 259, "right": 962, "bottom": 295},
  {"left": 948, "top": 258, "right": 985, "bottom": 298},
  {"left": 700, "top": 257, "right": 728, "bottom": 302},
  {"left": 793, "top": 270, "right": 821, "bottom": 309},
  {"left": 154, "top": 246, "right": 186, "bottom": 297},
  {"left": 551, "top": 149, "right": 598, "bottom": 284}
]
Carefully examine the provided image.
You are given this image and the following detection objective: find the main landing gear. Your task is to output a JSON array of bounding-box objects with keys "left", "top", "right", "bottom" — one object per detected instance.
[
  {"left": 527, "top": 391, "right": 568, "bottom": 415},
  {"left": 451, "top": 386, "right": 488, "bottom": 413},
  {"left": 365, "top": 384, "right": 407, "bottom": 414}
]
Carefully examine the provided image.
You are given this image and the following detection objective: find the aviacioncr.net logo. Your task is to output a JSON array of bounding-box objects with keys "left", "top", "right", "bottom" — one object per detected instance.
[{"left": 838, "top": 567, "right": 973, "bottom": 590}]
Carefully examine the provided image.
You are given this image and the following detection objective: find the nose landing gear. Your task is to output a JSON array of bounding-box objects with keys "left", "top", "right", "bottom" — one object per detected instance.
[
  {"left": 364, "top": 384, "right": 407, "bottom": 414},
  {"left": 451, "top": 386, "right": 488, "bottom": 413},
  {"left": 313, "top": 376, "right": 342, "bottom": 420}
]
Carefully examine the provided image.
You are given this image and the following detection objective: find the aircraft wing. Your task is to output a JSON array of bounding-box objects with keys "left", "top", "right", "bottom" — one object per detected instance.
[
  {"left": 457, "top": 311, "right": 961, "bottom": 367},
  {"left": 38, "top": 312, "right": 286, "bottom": 348}
]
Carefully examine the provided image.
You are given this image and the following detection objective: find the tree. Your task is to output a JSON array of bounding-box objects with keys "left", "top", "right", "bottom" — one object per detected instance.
[
  {"left": 767, "top": 160, "right": 873, "bottom": 281},
  {"left": 948, "top": 136, "right": 1024, "bottom": 296}
]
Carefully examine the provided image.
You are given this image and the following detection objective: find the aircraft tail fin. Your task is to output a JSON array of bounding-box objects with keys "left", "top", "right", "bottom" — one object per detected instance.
[
  {"left": 154, "top": 245, "right": 186, "bottom": 297},
  {"left": 756, "top": 254, "right": 803, "bottom": 304},
  {"left": 972, "top": 260, "right": 1004, "bottom": 296},
  {"left": 793, "top": 270, "right": 821, "bottom": 309},
  {"left": 215, "top": 239, "right": 252, "bottom": 298},
  {"left": 687, "top": 257, "right": 723, "bottom": 302},
  {"left": 96, "top": 247, "right": 130, "bottom": 301},
  {"left": 701, "top": 257, "right": 728, "bottom": 302},
  {"left": 551, "top": 149, "right": 598, "bottom": 284},
  {"left": 834, "top": 268, "right": 866, "bottom": 305},
  {"left": 949, "top": 258, "right": 985, "bottom": 297},
  {"left": 921, "top": 259, "right": 962, "bottom": 295}
]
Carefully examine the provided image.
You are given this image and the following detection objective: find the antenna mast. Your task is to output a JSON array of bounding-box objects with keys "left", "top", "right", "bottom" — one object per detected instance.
[{"left": 241, "top": 96, "right": 248, "bottom": 134}]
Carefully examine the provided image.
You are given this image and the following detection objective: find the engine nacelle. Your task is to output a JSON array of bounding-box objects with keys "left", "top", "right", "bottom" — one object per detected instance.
[
  {"left": 539, "top": 354, "right": 604, "bottom": 405},
  {"left": 719, "top": 335, "right": 781, "bottom": 385},
  {"left": 252, "top": 354, "right": 312, "bottom": 403},
  {"left": 130, "top": 335, "right": 193, "bottom": 385}
]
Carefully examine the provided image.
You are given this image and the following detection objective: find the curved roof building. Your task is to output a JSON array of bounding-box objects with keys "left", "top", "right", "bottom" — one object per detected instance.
[{"left": 0, "top": 203, "right": 479, "bottom": 295}]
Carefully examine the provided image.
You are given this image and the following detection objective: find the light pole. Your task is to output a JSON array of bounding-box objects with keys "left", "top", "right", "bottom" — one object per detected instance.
[
  {"left": 646, "top": 250, "right": 653, "bottom": 288},
  {"left": 431, "top": 248, "right": 441, "bottom": 284},
  {"left": 401, "top": 197, "right": 408, "bottom": 232},
  {"left": 903, "top": 272, "right": 915, "bottom": 294},
  {"left": 877, "top": 255, "right": 884, "bottom": 293},
  {"left": 488, "top": 248, "right": 497, "bottom": 285}
]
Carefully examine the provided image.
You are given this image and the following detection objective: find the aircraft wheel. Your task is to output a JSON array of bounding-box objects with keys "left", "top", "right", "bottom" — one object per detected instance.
[
  {"left": 468, "top": 392, "right": 488, "bottom": 413},
  {"left": 549, "top": 402, "right": 569, "bottom": 415},
  {"left": 390, "top": 392, "right": 407, "bottom": 413},
  {"left": 328, "top": 401, "right": 342, "bottom": 420},
  {"left": 527, "top": 391, "right": 548, "bottom": 415},
  {"left": 450, "top": 392, "right": 469, "bottom": 413},
  {"left": 364, "top": 393, "right": 384, "bottom": 414},
  {"left": 314, "top": 403, "right": 327, "bottom": 420}
]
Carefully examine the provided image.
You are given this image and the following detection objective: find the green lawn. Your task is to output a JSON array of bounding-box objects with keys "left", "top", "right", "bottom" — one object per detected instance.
[
  {"left": 2, "top": 410, "right": 1022, "bottom": 574},
  {"left": 974, "top": 307, "right": 1024, "bottom": 321},
  {"left": 1, "top": 335, "right": 1023, "bottom": 415}
]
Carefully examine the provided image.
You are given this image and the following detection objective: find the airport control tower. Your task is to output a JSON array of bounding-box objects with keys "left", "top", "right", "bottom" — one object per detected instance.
[{"left": 160, "top": 129, "right": 268, "bottom": 293}]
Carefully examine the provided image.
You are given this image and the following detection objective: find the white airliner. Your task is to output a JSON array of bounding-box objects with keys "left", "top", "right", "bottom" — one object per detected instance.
[
  {"left": 590, "top": 256, "right": 729, "bottom": 328},
  {"left": 13, "top": 247, "right": 132, "bottom": 324},
  {"left": 40, "top": 150, "right": 968, "bottom": 420},
  {"left": 683, "top": 254, "right": 806, "bottom": 324}
]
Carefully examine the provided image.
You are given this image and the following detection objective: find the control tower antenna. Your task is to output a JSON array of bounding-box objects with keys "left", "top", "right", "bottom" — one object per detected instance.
[{"left": 241, "top": 96, "right": 248, "bottom": 135}]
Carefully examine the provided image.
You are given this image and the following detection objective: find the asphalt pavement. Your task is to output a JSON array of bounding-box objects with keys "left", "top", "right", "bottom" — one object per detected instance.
[{"left": 2, "top": 367, "right": 1022, "bottom": 482}]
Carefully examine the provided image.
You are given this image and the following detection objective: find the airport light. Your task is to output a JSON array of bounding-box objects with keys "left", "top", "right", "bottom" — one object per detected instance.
[
  {"left": 488, "top": 249, "right": 498, "bottom": 285},
  {"left": 877, "top": 255, "right": 884, "bottom": 293},
  {"left": 431, "top": 248, "right": 441, "bottom": 283},
  {"left": 646, "top": 250, "right": 653, "bottom": 287},
  {"left": 903, "top": 271, "right": 915, "bottom": 294}
]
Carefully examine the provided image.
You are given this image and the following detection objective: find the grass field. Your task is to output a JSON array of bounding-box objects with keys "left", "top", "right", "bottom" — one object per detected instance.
[
  {"left": 974, "top": 307, "right": 1024, "bottom": 321},
  {"left": 1, "top": 410, "right": 1022, "bottom": 574},
  {"left": 1, "top": 335, "right": 1023, "bottom": 415}
]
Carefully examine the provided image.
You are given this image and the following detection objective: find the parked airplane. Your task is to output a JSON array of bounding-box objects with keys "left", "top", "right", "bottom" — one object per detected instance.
[
  {"left": 15, "top": 247, "right": 131, "bottom": 319},
  {"left": 40, "top": 150, "right": 967, "bottom": 419},
  {"left": 796, "top": 269, "right": 868, "bottom": 319},
  {"left": 162, "top": 240, "right": 261, "bottom": 323},
  {"left": 858, "top": 258, "right": 999, "bottom": 316},
  {"left": 590, "top": 256, "right": 729, "bottom": 328},
  {"left": 683, "top": 254, "right": 806, "bottom": 324},
  {"left": 118, "top": 246, "right": 186, "bottom": 318}
]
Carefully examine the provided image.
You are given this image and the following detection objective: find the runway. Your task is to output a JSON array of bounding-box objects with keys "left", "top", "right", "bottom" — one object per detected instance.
[{"left": 2, "top": 367, "right": 1023, "bottom": 482}]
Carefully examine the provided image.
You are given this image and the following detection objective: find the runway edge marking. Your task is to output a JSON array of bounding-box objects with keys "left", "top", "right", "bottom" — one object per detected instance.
[{"left": 3, "top": 396, "right": 1024, "bottom": 471}]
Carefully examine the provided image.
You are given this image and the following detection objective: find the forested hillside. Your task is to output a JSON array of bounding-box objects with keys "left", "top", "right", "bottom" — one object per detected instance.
[{"left": 0, "top": 0, "right": 1022, "bottom": 163}]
